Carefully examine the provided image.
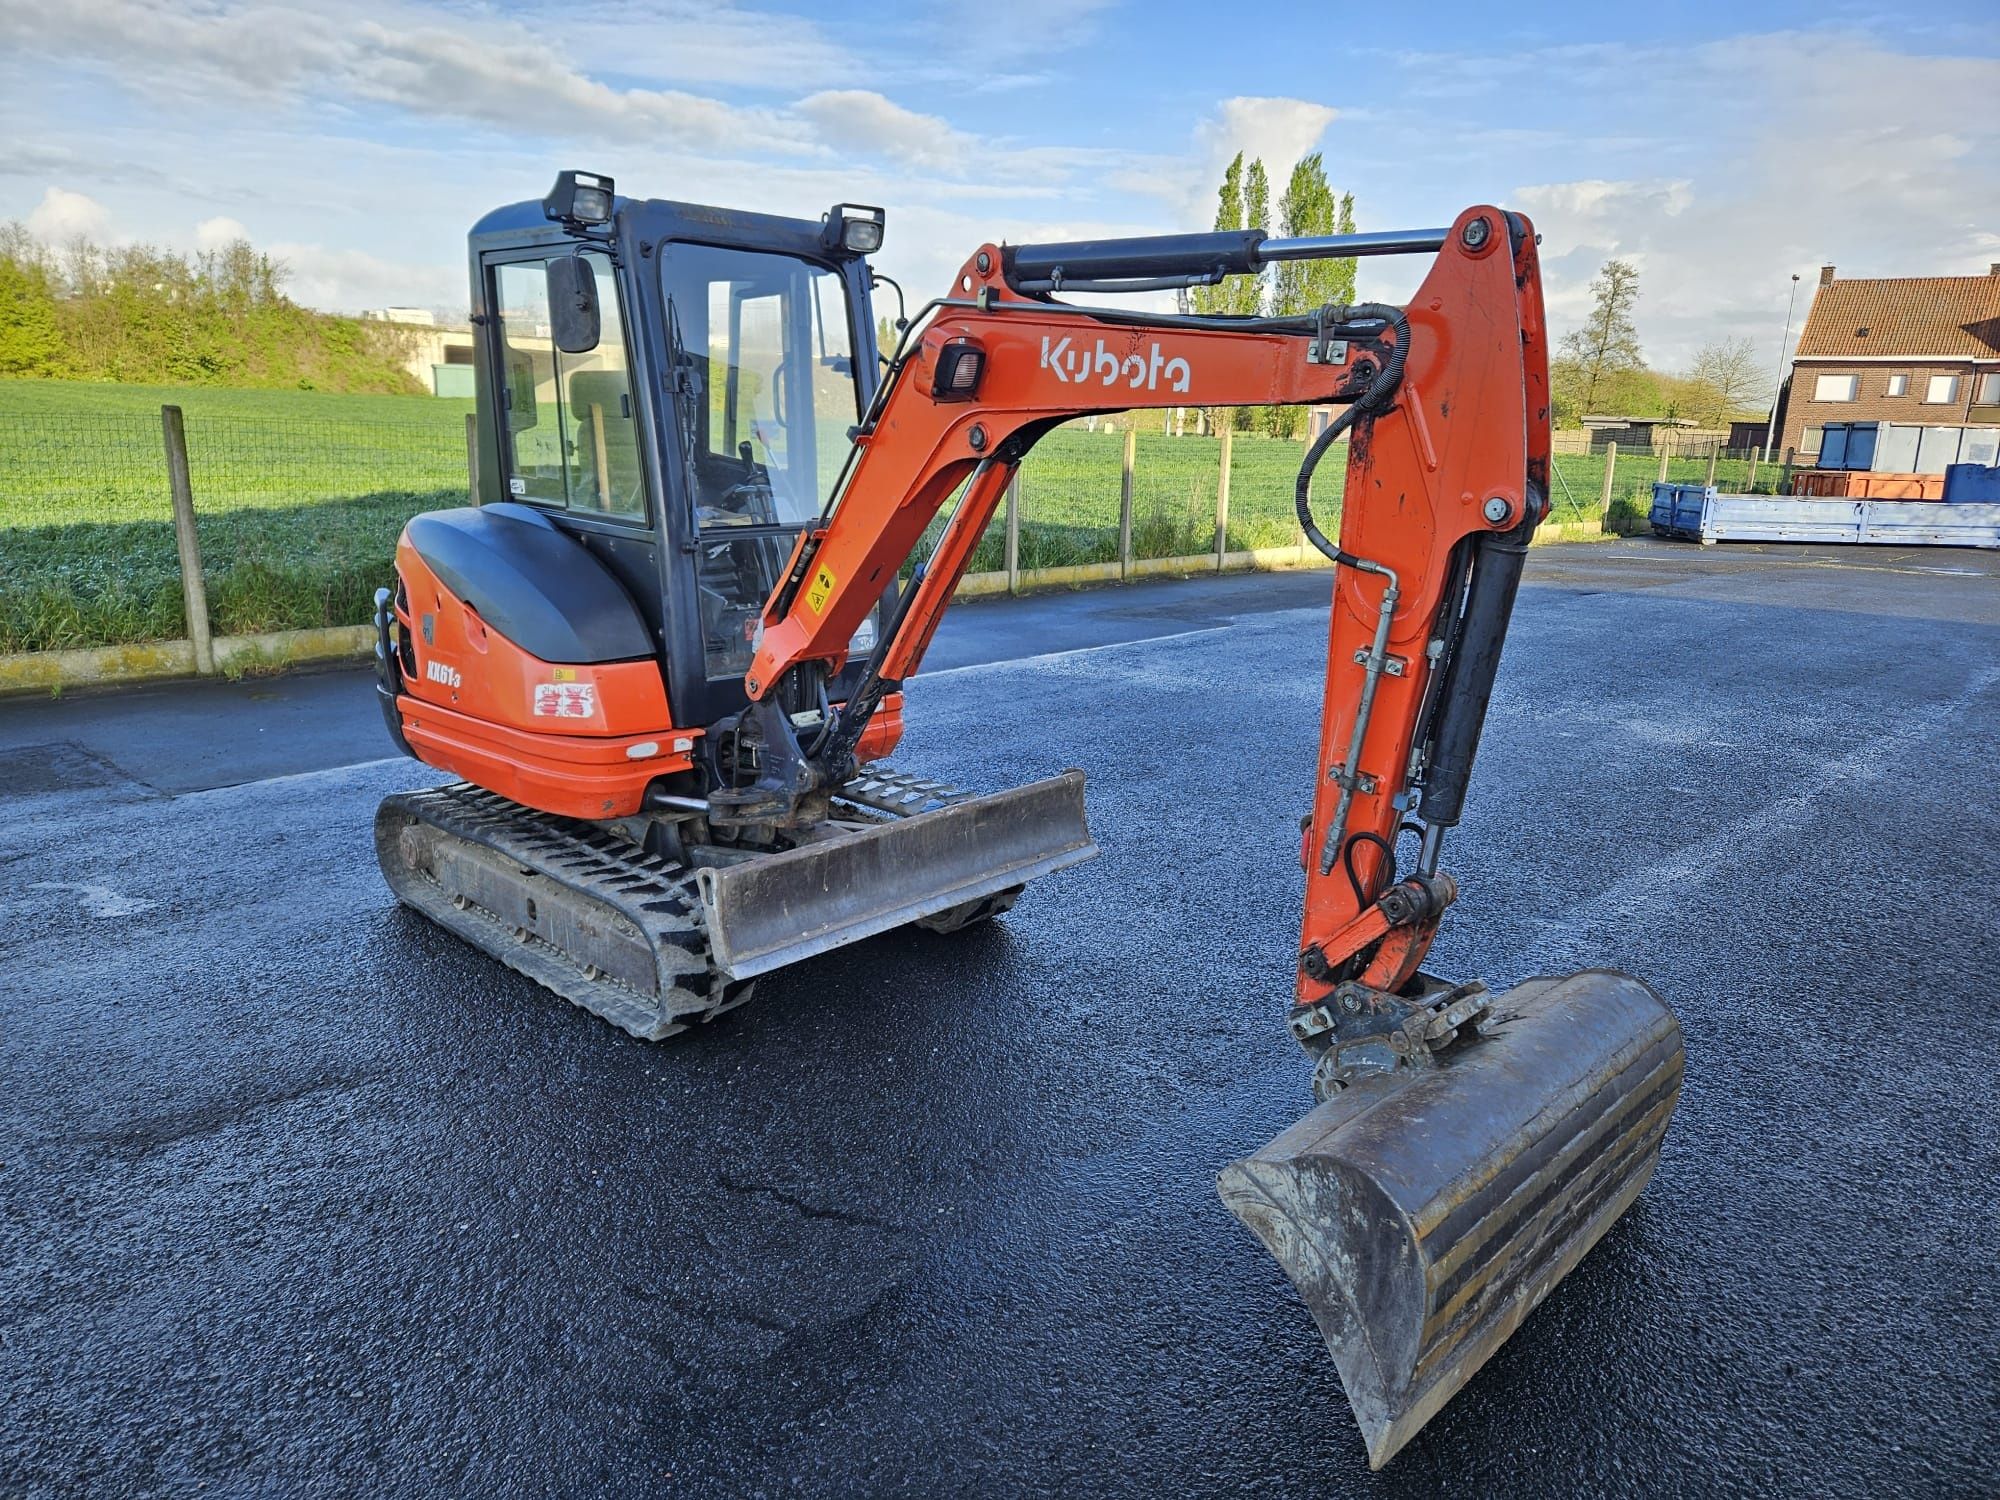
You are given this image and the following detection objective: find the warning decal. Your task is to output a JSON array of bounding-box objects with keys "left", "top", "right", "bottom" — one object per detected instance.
[
  {"left": 533, "top": 681, "right": 597, "bottom": 719},
  {"left": 804, "top": 564, "right": 837, "bottom": 616}
]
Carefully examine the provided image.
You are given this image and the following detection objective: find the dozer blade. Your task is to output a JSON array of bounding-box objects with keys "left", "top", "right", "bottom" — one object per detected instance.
[
  {"left": 696, "top": 770, "right": 1097, "bottom": 980},
  {"left": 1218, "top": 970, "right": 1683, "bottom": 1469}
]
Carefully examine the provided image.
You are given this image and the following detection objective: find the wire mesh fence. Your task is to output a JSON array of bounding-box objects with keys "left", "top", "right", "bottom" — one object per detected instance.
[
  {"left": 1, "top": 405, "right": 1762, "bottom": 657},
  {"left": 0, "top": 408, "right": 465, "bottom": 654}
]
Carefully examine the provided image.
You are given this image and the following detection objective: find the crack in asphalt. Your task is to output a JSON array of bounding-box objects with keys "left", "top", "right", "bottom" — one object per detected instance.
[{"left": 713, "top": 1174, "right": 906, "bottom": 1234}]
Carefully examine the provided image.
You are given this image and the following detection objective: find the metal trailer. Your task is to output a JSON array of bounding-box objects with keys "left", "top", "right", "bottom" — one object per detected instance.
[{"left": 1649, "top": 482, "right": 2000, "bottom": 549}]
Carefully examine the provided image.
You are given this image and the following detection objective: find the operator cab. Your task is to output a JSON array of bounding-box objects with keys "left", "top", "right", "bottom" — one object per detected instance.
[{"left": 459, "top": 171, "right": 890, "bottom": 731}]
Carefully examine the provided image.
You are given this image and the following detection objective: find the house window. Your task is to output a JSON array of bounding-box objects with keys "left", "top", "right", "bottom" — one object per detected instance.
[
  {"left": 1924, "top": 374, "right": 1960, "bottom": 404},
  {"left": 1885, "top": 374, "right": 1908, "bottom": 397},
  {"left": 1979, "top": 372, "right": 2000, "bottom": 404},
  {"left": 1813, "top": 374, "right": 1859, "bottom": 402}
]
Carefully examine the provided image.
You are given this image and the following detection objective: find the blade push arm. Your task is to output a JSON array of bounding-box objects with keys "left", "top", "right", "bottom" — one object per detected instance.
[{"left": 736, "top": 209, "right": 1550, "bottom": 1004}]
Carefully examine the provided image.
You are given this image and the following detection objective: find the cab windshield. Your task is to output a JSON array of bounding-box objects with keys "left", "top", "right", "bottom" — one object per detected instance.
[{"left": 659, "top": 243, "right": 864, "bottom": 677}]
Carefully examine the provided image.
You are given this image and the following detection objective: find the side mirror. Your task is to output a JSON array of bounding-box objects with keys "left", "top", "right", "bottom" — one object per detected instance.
[{"left": 547, "top": 255, "right": 601, "bottom": 354}]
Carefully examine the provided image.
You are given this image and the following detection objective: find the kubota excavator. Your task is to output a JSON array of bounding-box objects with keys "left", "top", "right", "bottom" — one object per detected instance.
[{"left": 370, "top": 170, "right": 1684, "bottom": 1467}]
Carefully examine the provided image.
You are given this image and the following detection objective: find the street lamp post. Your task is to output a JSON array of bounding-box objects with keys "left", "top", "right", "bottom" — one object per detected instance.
[{"left": 1763, "top": 272, "right": 1803, "bottom": 462}]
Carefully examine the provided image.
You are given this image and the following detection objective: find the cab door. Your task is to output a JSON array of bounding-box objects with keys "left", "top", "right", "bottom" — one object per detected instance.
[
  {"left": 653, "top": 240, "right": 877, "bottom": 727},
  {"left": 486, "top": 248, "right": 666, "bottom": 657}
]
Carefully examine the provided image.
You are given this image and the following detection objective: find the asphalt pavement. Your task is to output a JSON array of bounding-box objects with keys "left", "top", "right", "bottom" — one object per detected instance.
[{"left": 3, "top": 540, "right": 1997, "bottom": 1497}]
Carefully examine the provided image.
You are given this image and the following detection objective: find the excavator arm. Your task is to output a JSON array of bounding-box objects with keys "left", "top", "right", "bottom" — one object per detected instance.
[{"left": 732, "top": 207, "right": 1547, "bottom": 1013}]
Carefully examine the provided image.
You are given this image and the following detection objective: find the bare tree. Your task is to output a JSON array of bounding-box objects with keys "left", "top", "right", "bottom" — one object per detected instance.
[
  {"left": 1685, "top": 337, "right": 1770, "bottom": 427},
  {"left": 1558, "top": 259, "right": 1644, "bottom": 414}
]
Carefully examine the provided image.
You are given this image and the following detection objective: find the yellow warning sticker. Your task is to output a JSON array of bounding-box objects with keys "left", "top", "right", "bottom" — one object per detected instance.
[
  {"left": 552, "top": 667, "right": 577, "bottom": 682},
  {"left": 804, "top": 564, "right": 837, "bottom": 615}
]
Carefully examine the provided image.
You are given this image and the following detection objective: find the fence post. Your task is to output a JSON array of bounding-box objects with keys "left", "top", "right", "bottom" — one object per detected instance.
[
  {"left": 1005, "top": 470, "right": 1021, "bottom": 595},
  {"left": 1656, "top": 444, "right": 1670, "bottom": 485},
  {"left": 1598, "top": 440, "right": 1618, "bottom": 525},
  {"left": 465, "top": 411, "right": 481, "bottom": 502},
  {"left": 1119, "top": 426, "right": 1136, "bottom": 579},
  {"left": 160, "top": 405, "right": 215, "bottom": 677},
  {"left": 1703, "top": 444, "right": 1719, "bottom": 488},
  {"left": 1781, "top": 446, "right": 1796, "bottom": 494},
  {"left": 1214, "top": 425, "right": 1233, "bottom": 571},
  {"left": 1746, "top": 450, "right": 1761, "bottom": 492}
]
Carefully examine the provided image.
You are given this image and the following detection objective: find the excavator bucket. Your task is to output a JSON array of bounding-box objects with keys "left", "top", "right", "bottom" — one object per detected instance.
[{"left": 1219, "top": 970, "right": 1683, "bottom": 1469}]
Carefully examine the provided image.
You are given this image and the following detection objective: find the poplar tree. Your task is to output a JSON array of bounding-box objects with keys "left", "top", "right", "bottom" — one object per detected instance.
[
  {"left": 1272, "top": 154, "right": 1356, "bottom": 316},
  {"left": 1239, "top": 159, "right": 1270, "bottom": 318},
  {"left": 1191, "top": 153, "right": 1246, "bottom": 319}
]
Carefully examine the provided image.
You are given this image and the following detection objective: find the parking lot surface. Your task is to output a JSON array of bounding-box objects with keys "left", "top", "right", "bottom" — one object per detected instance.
[{"left": 3, "top": 541, "right": 1996, "bottom": 1497}]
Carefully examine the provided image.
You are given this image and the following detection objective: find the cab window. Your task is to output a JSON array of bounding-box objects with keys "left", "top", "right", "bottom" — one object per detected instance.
[{"left": 492, "top": 252, "right": 646, "bottom": 522}]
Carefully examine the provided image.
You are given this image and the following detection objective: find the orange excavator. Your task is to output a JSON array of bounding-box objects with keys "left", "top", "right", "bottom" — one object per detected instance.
[{"left": 370, "top": 171, "right": 1684, "bottom": 1466}]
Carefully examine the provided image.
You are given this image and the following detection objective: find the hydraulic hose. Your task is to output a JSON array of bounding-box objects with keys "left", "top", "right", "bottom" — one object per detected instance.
[
  {"left": 1294, "top": 303, "right": 1410, "bottom": 563},
  {"left": 1292, "top": 302, "right": 1413, "bottom": 878}
]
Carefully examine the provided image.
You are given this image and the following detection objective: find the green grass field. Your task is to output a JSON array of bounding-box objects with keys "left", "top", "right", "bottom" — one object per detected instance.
[
  {"left": 2, "top": 377, "right": 1748, "bottom": 654},
  {"left": 0, "top": 381, "right": 474, "bottom": 651}
]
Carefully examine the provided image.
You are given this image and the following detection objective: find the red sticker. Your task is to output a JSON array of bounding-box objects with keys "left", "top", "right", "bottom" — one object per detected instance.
[{"left": 533, "top": 682, "right": 597, "bottom": 719}]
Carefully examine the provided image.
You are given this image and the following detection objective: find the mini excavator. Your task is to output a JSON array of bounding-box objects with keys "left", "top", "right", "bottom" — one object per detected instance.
[{"left": 370, "top": 171, "right": 1684, "bottom": 1467}]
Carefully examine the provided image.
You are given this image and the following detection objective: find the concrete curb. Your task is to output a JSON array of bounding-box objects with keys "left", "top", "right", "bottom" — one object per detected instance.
[
  {"left": 0, "top": 625, "right": 373, "bottom": 697},
  {"left": 956, "top": 522, "right": 1612, "bottom": 597},
  {"left": 0, "top": 524, "right": 1615, "bottom": 697}
]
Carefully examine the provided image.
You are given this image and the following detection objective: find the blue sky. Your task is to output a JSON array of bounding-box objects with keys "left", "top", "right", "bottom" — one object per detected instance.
[{"left": 2, "top": 0, "right": 1996, "bottom": 367}]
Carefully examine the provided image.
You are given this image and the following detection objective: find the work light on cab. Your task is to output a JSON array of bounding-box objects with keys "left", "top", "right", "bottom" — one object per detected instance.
[
  {"left": 822, "top": 203, "right": 886, "bottom": 255},
  {"left": 544, "top": 170, "right": 614, "bottom": 226}
]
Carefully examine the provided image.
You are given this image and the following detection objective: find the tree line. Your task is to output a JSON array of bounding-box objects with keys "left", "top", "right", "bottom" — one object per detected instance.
[
  {"left": 1554, "top": 258, "right": 1769, "bottom": 429},
  {"left": 0, "top": 224, "right": 422, "bottom": 393}
]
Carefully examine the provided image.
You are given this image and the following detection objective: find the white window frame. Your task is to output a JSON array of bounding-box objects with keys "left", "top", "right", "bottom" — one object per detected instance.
[
  {"left": 1813, "top": 373, "right": 1859, "bottom": 402},
  {"left": 1924, "top": 374, "right": 1960, "bottom": 405},
  {"left": 1979, "top": 371, "right": 2000, "bottom": 404},
  {"left": 1885, "top": 373, "right": 1908, "bottom": 397}
]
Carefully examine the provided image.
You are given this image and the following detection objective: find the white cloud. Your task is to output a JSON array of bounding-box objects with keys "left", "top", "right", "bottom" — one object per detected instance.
[
  {"left": 794, "top": 91, "right": 974, "bottom": 173},
  {"left": 268, "top": 239, "right": 463, "bottom": 313},
  {"left": 0, "top": 0, "right": 813, "bottom": 154},
  {"left": 195, "top": 215, "right": 249, "bottom": 250},
  {"left": 1484, "top": 33, "right": 2000, "bottom": 367},
  {"left": 1195, "top": 97, "right": 1339, "bottom": 213},
  {"left": 25, "top": 185, "right": 109, "bottom": 241}
]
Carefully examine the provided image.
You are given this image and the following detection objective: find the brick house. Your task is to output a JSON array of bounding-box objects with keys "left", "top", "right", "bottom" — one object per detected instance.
[{"left": 1771, "top": 263, "right": 2000, "bottom": 458}]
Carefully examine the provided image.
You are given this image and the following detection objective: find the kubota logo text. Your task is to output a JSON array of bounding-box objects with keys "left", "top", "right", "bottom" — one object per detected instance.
[
  {"left": 426, "top": 659, "right": 461, "bottom": 688},
  {"left": 1040, "top": 336, "right": 1192, "bottom": 393}
]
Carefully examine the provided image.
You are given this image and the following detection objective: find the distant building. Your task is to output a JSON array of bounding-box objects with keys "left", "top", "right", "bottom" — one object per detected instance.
[
  {"left": 1771, "top": 263, "right": 2000, "bottom": 457},
  {"left": 1578, "top": 415, "right": 1696, "bottom": 451},
  {"left": 365, "top": 306, "right": 438, "bottom": 327},
  {"left": 364, "top": 307, "right": 475, "bottom": 396}
]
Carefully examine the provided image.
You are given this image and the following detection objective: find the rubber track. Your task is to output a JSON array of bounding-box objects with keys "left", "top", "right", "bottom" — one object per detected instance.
[
  {"left": 376, "top": 784, "right": 755, "bottom": 1041},
  {"left": 377, "top": 772, "right": 1015, "bottom": 1040}
]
